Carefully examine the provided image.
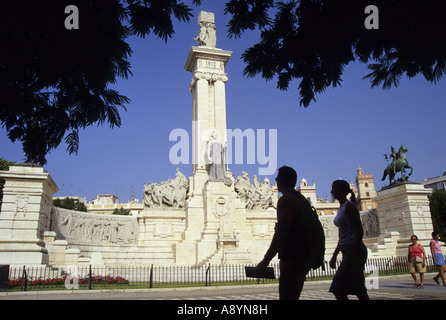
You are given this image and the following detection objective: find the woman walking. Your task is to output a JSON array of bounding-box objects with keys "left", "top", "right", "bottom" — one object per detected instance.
[
  {"left": 407, "top": 235, "right": 426, "bottom": 289},
  {"left": 430, "top": 231, "right": 446, "bottom": 286},
  {"left": 329, "top": 180, "right": 369, "bottom": 300}
]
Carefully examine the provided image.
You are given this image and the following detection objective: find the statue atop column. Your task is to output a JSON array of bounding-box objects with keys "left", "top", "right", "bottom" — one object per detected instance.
[{"left": 194, "top": 11, "right": 216, "bottom": 48}]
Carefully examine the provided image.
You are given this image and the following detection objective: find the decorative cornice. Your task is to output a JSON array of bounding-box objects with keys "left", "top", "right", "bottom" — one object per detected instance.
[
  {"left": 185, "top": 46, "right": 232, "bottom": 72},
  {"left": 189, "top": 71, "right": 228, "bottom": 92}
]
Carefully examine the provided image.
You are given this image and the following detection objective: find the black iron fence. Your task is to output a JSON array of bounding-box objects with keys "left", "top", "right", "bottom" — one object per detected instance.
[{"left": 4, "top": 255, "right": 443, "bottom": 292}]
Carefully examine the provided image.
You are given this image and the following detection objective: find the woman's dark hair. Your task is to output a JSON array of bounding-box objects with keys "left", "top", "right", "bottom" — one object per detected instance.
[
  {"left": 277, "top": 166, "right": 297, "bottom": 188},
  {"left": 332, "top": 179, "right": 356, "bottom": 203},
  {"left": 432, "top": 231, "right": 440, "bottom": 238}
]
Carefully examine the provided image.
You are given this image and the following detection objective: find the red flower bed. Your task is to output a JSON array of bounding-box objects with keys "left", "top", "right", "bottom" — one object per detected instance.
[
  {"left": 9, "top": 274, "right": 129, "bottom": 289},
  {"left": 79, "top": 275, "right": 129, "bottom": 285}
]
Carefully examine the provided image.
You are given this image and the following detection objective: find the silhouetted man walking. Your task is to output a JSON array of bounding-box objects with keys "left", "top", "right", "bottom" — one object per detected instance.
[{"left": 257, "top": 166, "right": 316, "bottom": 299}]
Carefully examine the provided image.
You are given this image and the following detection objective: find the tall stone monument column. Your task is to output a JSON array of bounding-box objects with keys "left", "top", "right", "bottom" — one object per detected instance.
[
  {"left": 174, "top": 11, "right": 250, "bottom": 265},
  {"left": 185, "top": 11, "right": 233, "bottom": 197},
  {"left": 0, "top": 165, "right": 58, "bottom": 266}
]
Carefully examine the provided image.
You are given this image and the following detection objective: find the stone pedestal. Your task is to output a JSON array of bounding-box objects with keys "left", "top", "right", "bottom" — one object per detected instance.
[
  {"left": 373, "top": 182, "right": 434, "bottom": 256},
  {"left": 174, "top": 180, "right": 248, "bottom": 265},
  {"left": 0, "top": 165, "right": 59, "bottom": 266}
]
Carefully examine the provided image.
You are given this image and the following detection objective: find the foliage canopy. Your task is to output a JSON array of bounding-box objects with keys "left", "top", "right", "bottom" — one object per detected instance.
[
  {"left": 225, "top": 0, "right": 446, "bottom": 106},
  {"left": 0, "top": 0, "right": 200, "bottom": 165},
  {"left": 2, "top": 0, "right": 445, "bottom": 164}
]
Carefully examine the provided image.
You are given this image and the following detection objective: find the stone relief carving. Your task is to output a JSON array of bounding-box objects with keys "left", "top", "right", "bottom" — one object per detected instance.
[
  {"left": 320, "top": 216, "right": 338, "bottom": 241},
  {"left": 143, "top": 168, "right": 188, "bottom": 209},
  {"left": 361, "top": 209, "right": 380, "bottom": 238},
  {"left": 234, "top": 171, "right": 275, "bottom": 210},
  {"left": 209, "top": 196, "right": 239, "bottom": 243},
  {"left": 51, "top": 207, "right": 138, "bottom": 244},
  {"left": 39, "top": 197, "right": 52, "bottom": 230},
  {"left": 319, "top": 209, "right": 380, "bottom": 241},
  {"left": 212, "top": 197, "right": 230, "bottom": 218},
  {"left": 14, "top": 194, "right": 29, "bottom": 216}
]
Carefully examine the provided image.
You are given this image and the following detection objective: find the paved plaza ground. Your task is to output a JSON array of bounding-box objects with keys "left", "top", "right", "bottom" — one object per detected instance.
[
  {"left": 1, "top": 273, "right": 444, "bottom": 301},
  {"left": 1, "top": 273, "right": 443, "bottom": 318}
]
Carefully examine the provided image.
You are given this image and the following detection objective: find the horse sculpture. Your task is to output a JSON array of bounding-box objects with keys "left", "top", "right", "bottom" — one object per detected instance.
[{"left": 382, "top": 145, "right": 413, "bottom": 185}]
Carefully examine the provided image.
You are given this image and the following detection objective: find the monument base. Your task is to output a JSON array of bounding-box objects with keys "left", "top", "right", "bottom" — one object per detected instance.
[
  {"left": 0, "top": 239, "right": 49, "bottom": 267},
  {"left": 373, "top": 182, "right": 434, "bottom": 255},
  {"left": 174, "top": 178, "right": 251, "bottom": 265},
  {"left": 0, "top": 165, "right": 58, "bottom": 267}
]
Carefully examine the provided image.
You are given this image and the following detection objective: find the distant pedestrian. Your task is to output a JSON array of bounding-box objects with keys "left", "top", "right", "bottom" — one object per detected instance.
[
  {"left": 430, "top": 231, "right": 446, "bottom": 286},
  {"left": 328, "top": 180, "right": 369, "bottom": 300},
  {"left": 407, "top": 235, "right": 426, "bottom": 289}
]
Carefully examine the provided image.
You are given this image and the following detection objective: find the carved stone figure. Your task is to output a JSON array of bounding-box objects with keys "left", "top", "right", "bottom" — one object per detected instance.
[
  {"left": 234, "top": 171, "right": 275, "bottom": 210},
  {"left": 205, "top": 131, "right": 232, "bottom": 186},
  {"left": 234, "top": 171, "right": 252, "bottom": 205},
  {"left": 194, "top": 20, "right": 216, "bottom": 48},
  {"left": 143, "top": 168, "right": 188, "bottom": 209},
  {"left": 257, "top": 177, "right": 274, "bottom": 210}
]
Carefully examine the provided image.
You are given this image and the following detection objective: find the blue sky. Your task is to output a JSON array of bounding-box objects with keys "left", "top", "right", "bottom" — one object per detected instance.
[{"left": 1, "top": 2, "right": 445, "bottom": 203}]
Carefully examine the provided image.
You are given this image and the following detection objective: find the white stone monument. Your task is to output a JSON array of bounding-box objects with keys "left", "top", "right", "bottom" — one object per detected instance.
[
  {"left": 373, "top": 182, "right": 434, "bottom": 256},
  {"left": 0, "top": 165, "right": 58, "bottom": 266},
  {"left": 174, "top": 11, "right": 252, "bottom": 265}
]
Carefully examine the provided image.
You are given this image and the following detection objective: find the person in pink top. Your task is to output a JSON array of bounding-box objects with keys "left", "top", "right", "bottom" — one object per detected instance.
[
  {"left": 407, "top": 235, "right": 426, "bottom": 289},
  {"left": 430, "top": 231, "right": 446, "bottom": 286}
]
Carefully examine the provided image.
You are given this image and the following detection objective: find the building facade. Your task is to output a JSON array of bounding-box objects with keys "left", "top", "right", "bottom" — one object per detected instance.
[
  {"left": 421, "top": 172, "right": 446, "bottom": 192},
  {"left": 356, "top": 166, "right": 378, "bottom": 211}
]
